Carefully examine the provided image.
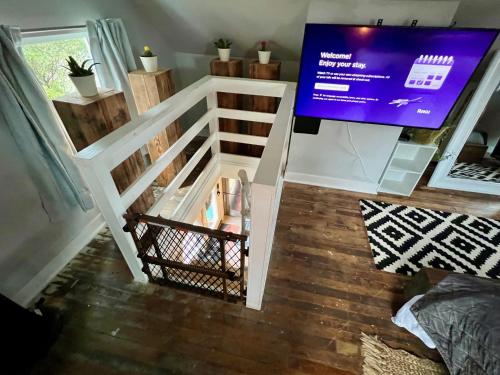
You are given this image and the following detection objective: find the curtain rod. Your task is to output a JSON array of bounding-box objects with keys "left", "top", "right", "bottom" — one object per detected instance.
[{"left": 21, "top": 25, "right": 86, "bottom": 33}]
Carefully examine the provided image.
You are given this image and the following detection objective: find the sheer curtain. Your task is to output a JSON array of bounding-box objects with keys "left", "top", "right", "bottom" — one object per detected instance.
[
  {"left": 86, "top": 18, "right": 138, "bottom": 118},
  {"left": 0, "top": 25, "right": 94, "bottom": 221}
]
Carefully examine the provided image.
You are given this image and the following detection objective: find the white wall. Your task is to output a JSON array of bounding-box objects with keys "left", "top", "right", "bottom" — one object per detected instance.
[
  {"left": 0, "top": 0, "right": 172, "bottom": 305},
  {"left": 129, "top": 0, "right": 311, "bottom": 61},
  {"left": 286, "top": 0, "right": 460, "bottom": 193},
  {"left": 0, "top": 0, "right": 177, "bottom": 69},
  {"left": 286, "top": 122, "right": 402, "bottom": 193},
  {"left": 453, "top": 0, "right": 500, "bottom": 153},
  {"left": 0, "top": 118, "right": 103, "bottom": 303},
  {"left": 121, "top": 0, "right": 312, "bottom": 89},
  {"left": 0, "top": 0, "right": 496, "bottom": 304},
  {"left": 475, "top": 93, "right": 500, "bottom": 153}
]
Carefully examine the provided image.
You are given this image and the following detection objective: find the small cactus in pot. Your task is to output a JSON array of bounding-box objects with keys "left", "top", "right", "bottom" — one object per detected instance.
[
  {"left": 140, "top": 45, "right": 158, "bottom": 72},
  {"left": 214, "top": 38, "right": 232, "bottom": 62},
  {"left": 65, "top": 56, "right": 99, "bottom": 97},
  {"left": 258, "top": 41, "right": 271, "bottom": 64}
]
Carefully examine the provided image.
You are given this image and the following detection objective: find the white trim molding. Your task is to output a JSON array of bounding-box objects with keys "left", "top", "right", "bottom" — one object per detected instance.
[
  {"left": 12, "top": 214, "right": 105, "bottom": 307},
  {"left": 285, "top": 171, "right": 379, "bottom": 194},
  {"left": 429, "top": 51, "right": 500, "bottom": 196}
]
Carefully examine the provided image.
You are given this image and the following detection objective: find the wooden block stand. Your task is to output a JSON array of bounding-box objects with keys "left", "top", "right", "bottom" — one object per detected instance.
[
  {"left": 53, "top": 90, "right": 155, "bottom": 214},
  {"left": 129, "top": 69, "right": 186, "bottom": 187},
  {"left": 248, "top": 60, "right": 281, "bottom": 157},
  {"left": 210, "top": 59, "right": 244, "bottom": 154}
]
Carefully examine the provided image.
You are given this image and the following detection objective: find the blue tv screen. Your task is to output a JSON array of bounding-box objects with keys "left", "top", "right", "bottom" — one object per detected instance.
[{"left": 294, "top": 24, "right": 498, "bottom": 129}]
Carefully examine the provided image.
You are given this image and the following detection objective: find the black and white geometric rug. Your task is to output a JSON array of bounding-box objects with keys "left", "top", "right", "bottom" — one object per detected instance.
[
  {"left": 449, "top": 162, "right": 500, "bottom": 183},
  {"left": 359, "top": 199, "right": 500, "bottom": 279}
]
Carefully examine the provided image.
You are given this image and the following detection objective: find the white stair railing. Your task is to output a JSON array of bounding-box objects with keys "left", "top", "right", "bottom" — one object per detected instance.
[
  {"left": 238, "top": 169, "right": 251, "bottom": 236},
  {"left": 74, "top": 75, "right": 296, "bottom": 310}
]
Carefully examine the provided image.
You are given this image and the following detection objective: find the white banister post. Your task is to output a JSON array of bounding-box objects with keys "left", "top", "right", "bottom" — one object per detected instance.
[
  {"left": 246, "top": 183, "right": 277, "bottom": 310},
  {"left": 206, "top": 91, "right": 220, "bottom": 156},
  {"left": 78, "top": 162, "right": 148, "bottom": 282},
  {"left": 238, "top": 169, "right": 251, "bottom": 235}
]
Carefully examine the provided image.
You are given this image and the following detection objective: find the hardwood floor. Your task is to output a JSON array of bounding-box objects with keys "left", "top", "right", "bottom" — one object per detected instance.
[{"left": 32, "top": 179, "right": 500, "bottom": 374}]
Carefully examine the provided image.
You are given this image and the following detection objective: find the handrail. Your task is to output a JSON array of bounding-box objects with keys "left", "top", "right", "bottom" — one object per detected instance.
[
  {"left": 211, "top": 76, "right": 286, "bottom": 97},
  {"left": 120, "top": 127, "right": 215, "bottom": 209},
  {"left": 76, "top": 76, "right": 212, "bottom": 167},
  {"left": 253, "top": 81, "right": 296, "bottom": 187},
  {"left": 238, "top": 169, "right": 251, "bottom": 235},
  {"left": 215, "top": 108, "right": 276, "bottom": 123},
  {"left": 74, "top": 75, "right": 296, "bottom": 309},
  {"left": 75, "top": 76, "right": 294, "bottom": 217},
  {"left": 76, "top": 76, "right": 286, "bottom": 167}
]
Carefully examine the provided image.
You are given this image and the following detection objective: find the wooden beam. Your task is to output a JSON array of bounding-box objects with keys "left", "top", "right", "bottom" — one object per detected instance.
[
  {"left": 210, "top": 59, "right": 244, "bottom": 154},
  {"left": 53, "top": 90, "right": 154, "bottom": 214},
  {"left": 248, "top": 60, "right": 281, "bottom": 156},
  {"left": 129, "top": 69, "right": 186, "bottom": 186}
]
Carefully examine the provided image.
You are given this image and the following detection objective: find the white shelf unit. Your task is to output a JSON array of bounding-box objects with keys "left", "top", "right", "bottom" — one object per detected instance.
[{"left": 378, "top": 141, "right": 437, "bottom": 196}]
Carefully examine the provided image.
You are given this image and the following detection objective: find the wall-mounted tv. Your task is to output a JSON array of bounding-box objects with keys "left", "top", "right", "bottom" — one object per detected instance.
[{"left": 294, "top": 24, "right": 498, "bottom": 130}]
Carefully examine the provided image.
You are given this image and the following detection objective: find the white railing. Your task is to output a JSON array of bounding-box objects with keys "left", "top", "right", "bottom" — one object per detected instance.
[
  {"left": 238, "top": 169, "right": 251, "bottom": 236},
  {"left": 75, "top": 75, "right": 296, "bottom": 310}
]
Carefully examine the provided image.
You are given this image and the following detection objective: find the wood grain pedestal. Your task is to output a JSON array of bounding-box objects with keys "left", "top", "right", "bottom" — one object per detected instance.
[
  {"left": 248, "top": 60, "right": 281, "bottom": 157},
  {"left": 53, "top": 90, "right": 154, "bottom": 214},
  {"left": 210, "top": 58, "right": 244, "bottom": 154},
  {"left": 128, "top": 69, "right": 186, "bottom": 186}
]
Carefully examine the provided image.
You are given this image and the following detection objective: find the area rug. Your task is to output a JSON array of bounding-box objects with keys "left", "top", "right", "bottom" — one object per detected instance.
[
  {"left": 359, "top": 199, "right": 500, "bottom": 278},
  {"left": 361, "top": 333, "right": 447, "bottom": 375},
  {"left": 449, "top": 162, "right": 500, "bottom": 183}
]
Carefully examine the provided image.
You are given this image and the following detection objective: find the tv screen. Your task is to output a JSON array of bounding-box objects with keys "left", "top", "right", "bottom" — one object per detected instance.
[{"left": 295, "top": 24, "right": 498, "bottom": 129}]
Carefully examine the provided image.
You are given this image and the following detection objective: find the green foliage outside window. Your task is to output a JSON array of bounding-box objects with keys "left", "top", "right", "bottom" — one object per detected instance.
[{"left": 23, "top": 38, "right": 92, "bottom": 99}]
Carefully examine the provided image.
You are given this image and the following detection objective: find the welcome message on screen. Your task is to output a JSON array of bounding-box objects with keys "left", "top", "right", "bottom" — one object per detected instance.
[{"left": 294, "top": 25, "right": 497, "bottom": 129}]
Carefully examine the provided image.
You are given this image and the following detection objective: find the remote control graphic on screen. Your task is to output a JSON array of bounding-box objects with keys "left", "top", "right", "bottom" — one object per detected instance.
[{"left": 404, "top": 55, "right": 454, "bottom": 90}]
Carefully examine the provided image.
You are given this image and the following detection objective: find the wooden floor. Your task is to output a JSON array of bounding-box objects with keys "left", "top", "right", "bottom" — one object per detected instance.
[{"left": 33, "top": 178, "right": 500, "bottom": 374}]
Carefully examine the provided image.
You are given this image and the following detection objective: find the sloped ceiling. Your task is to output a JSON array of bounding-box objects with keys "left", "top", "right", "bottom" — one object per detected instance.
[
  {"left": 128, "top": 0, "right": 479, "bottom": 62},
  {"left": 129, "top": 0, "right": 312, "bottom": 61}
]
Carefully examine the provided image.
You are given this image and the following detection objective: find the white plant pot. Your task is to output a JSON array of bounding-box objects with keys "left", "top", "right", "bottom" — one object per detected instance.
[
  {"left": 218, "top": 48, "right": 231, "bottom": 62},
  {"left": 258, "top": 50, "right": 272, "bottom": 64},
  {"left": 140, "top": 56, "right": 158, "bottom": 72},
  {"left": 70, "top": 74, "right": 98, "bottom": 97}
]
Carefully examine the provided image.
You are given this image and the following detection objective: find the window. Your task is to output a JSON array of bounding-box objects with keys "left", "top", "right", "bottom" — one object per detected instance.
[{"left": 21, "top": 28, "right": 98, "bottom": 99}]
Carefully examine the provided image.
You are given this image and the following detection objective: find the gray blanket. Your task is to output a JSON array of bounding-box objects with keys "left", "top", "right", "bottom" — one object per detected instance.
[{"left": 411, "top": 274, "right": 500, "bottom": 375}]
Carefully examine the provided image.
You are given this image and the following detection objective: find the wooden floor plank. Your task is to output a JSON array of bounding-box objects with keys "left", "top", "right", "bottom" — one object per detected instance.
[{"left": 32, "top": 177, "right": 499, "bottom": 374}]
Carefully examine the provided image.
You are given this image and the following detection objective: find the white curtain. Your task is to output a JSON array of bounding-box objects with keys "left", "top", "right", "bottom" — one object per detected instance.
[
  {"left": 86, "top": 18, "right": 138, "bottom": 118},
  {"left": 0, "top": 25, "right": 94, "bottom": 221}
]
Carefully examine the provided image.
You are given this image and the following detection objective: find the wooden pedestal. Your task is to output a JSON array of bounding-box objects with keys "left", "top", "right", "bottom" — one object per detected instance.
[
  {"left": 210, "top": 58, "right": 244, "bottom": 154},
  {"left": 248, "top": 60, "right": 281, "bottom": 157},
  {"left": 53, "top": 90, "right": 155, "bottom": 214},
  {"left": 128, "top": 69, "right": 186, "bottom": 186}
]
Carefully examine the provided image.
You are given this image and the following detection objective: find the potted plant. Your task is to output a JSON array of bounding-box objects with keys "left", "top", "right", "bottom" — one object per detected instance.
[
  {"left": 258, "top": 41, "right": 271, "bottom": 64},
  {"left": 214, "top": 38, "right": 232, "bottom": 62},
  {"left": 140, "top": 45, "right": 158, "bottom": 72},
  {"left": 65, "top": 56, "right": 99, "bottom": 97}
]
